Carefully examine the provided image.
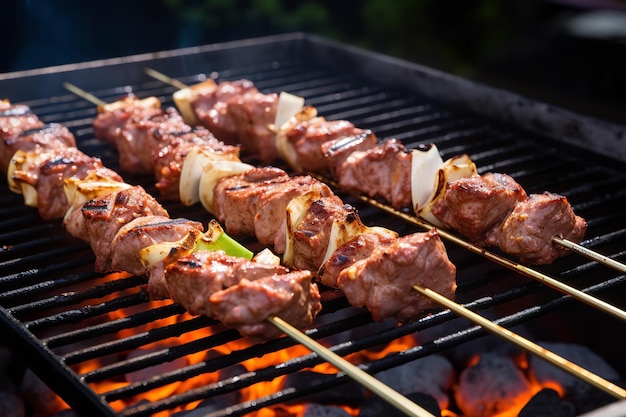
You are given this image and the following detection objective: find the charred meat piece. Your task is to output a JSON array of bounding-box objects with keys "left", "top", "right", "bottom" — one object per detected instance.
[
  {"left": 164, "top": 250, "right": 289, "bottom": 316},
  {"left": 286, "top": 117, "right": 366, "bottom": 173},
  {"left": 36, "top": 148, "right": 122, "bottom": 220},
  {"left": 432, "top": 173, "right": 527, "bottom": 244},
  {"left": 152, "top": 127, "right": 240, "bottom": 200},
  {"left": 111, "top": 107, "right": 191, "bottom": 175},
  {"left": 1, "top": 123, "right": 76, "bottom": 173},
  {"left": 212, "top": 167, "right": 291, "bottom": 237},
  {"left": 93, "top": 94, "right": 162, "bottom": 146},
  {"left": 0, "top": 103, "right": 46, "bottom": 171},
  {"left": 190, "top": 79, "right": 258, "bottom": 144},
  {"left": 318, "top": 227, "right": 398, "bottom": 288},
  {"left": 110, "top": 215, "right": 203, "bottom": 280},
  {"left": 487, "top": 192, "right": 587, "bottom": 265},
  {"left": 228, "top": 91, "right": 279, "bottom": 164},
  {"left": 321, "top": 130, "right": 377, "bottom": 178},
  {"left": 253, "top": 175, "right": 334, "bottom": 248},
  {"left": 290, "top": 195, "right": 362, "bottom": 272},
  {"left": 337, "top": 229, "right": 456, "bottom": 322},
  {"left": 63, "top": 185, "right": 168, "bottom": 273},
  {"left": 337, "top": 139, "right": 412, "bottom": 209},
  {"left": 209, "top": 269, "right": 322, "bottom": 340}
]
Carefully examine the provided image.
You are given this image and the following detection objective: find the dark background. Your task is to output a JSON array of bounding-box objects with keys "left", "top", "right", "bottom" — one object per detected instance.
[{"left": 2, "top": 0, "right": 626, "bottom": 124}]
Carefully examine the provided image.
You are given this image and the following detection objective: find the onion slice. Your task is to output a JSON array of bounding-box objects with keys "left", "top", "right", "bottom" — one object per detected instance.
[
  {"left": 198, "top": 160, "right": 254, "bottom": 214},
  {"left": 274, "top": 107, "right": 318, "bottom": 171},
  {"left": 274, "top": 91, "right": 305, "bottom": 130},
  {"left": 179, "top": 148, "right": 242, "bottom": 207},
  {"left": 418, "top": 154, "right": 477, "bottom": 227},
  {"left": 410, "top": 144, "right": 444, "bottom": 213},
  {"left": 139, "top": 219, "right": 253, "bottom": 268},
  {"left": 282, "top": 191, "right": 323, "bottom": 267},
  {"left": 7, "top": 150, "right": 48, "bottom": 206},
  {"left": 173, "top": 78, "right": 217, "bottom": 126}
]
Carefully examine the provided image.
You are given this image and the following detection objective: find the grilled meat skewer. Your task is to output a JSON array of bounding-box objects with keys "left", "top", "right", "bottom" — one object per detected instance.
[{"left": 2, "top": 100, "right": 322, "bottom": 340}]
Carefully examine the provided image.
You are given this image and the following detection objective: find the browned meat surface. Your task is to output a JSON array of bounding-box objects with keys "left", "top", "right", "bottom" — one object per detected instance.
[
  {"left": 212, "top": 167, "right": 291, "bottom": 237},
  {"left": 152, "top": 127, "right": 240, "bottom": 200},
  {"left": 317, "top": 227, "right": 398, "bottom": 288},
  {"left": 290, "top": 196, "right": 362, "bottom": 272},
  {"left": 228, "top": 91, "right": 279, "bottom": 164},
  {"left": 286, "top": 117, "right": 365, "bottom": 173},
  {"left": 63, "top": 186, "right": 168, "bottom": 273},
  {"left": 253, "top": 175, "right": 334, "bottom": 248},
  {"left": 337, "top": 139, "right": 412, "bottom": 209},
  {"left": 93, "top": 95, "right": 163, "bottom": 146},
  {"left": 0, "top": 105, "right": 46, "bottom": 171},
  {"left": 1, "top": 123, "right": 76, "bottom": 172},
  {"left": 336, "top": 229, "right": 456, "bottom": 322},
  {"left": 486, "top": 192, "right": 587, "bottom": 264},
  {"left": 191, "top": 80, "right": 258, "bottom": 144},
  {"left": 321, "top": 130, "right": 377, "bottom": 178},
  {"left": 432, "top": 173, "right": 528, "bottom": 244},
  {"left": 209, "top": 270, "right": 321, "bottom": 340},
  {"left": 164, "top": 250, "right": 289, "bottom": 316},
  {"left": 110, "top": 216, "right": 203, "bottom": 279},
  {"left": 113, "top": 107, "right": 191, "bottom": 175},
  {"left": 36, "top": 148, "right": 122, "bottom": 220}
]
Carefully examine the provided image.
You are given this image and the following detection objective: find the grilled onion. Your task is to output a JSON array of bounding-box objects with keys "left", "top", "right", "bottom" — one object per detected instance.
[
  {"left": 274, "top": 107, "right": 318, "bottom": 171},
  {"left": 179, "top": 147, "right": 243, "bottom": 207},
  {"left": 198, "top": 160, "right": 254, "bottom": 214},
  {"left": 173, "top": 78, "right": 217, "bottom": 126},
  {"left": 411, "top": 144, "right": 444, "bottom": 213},
  {"left": 282, "top": 191, "right": 323, "bottom": 266},
  {"left": 63, "top": 176, "right": 132, "bottom": 212},
  {"left": 418, "top": 154, "right": 477, "bottom": 227},
  {"left": 139, "top": 219, "right": 253, "bottom": 268},
  {"left": 7, "top": 149, "right": 48, "bottom": 206}
]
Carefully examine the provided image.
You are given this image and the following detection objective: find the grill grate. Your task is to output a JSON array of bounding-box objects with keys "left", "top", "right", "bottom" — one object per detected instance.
[{"left": 0, "top": 33, "right": 625, "bottom": 416}]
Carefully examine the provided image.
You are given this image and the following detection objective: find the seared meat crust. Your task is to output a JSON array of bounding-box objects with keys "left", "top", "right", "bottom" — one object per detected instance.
[
  {"left": 337, "top": 229, "right": 456, "bottom": 322},
  {"left": 1, "top": 123, "right": 74, "bottom": 172}
]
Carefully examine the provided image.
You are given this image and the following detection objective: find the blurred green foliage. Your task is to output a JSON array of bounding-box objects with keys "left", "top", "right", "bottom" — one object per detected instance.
[{"left": 160, "top": 0, "right": 522, "bottom": 77}]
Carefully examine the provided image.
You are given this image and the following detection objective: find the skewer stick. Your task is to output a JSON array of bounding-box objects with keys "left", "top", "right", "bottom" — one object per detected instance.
[
  {"left": 143, "top": 67, "right": 189, "bottom": 90},
  {"left": 62, "top": 81, "right": 435, "bottom": 417},
  {"left": 63, "top": 82, "right": 108, "bottom": 107},
  {"left": 346, "top": 189, "right": 626, "bottom": 323},
  {"left": 552, "top": 236, "right": 626, "bottom": 274},
  {"left": 140, "top": 67, "right": 626, "bottom": 278},
  {"left": 412, "top": 284, "right": 626, "bottom": 400},
  {"left": 269, "top": 316, "right": 436, "bottom": 417}
]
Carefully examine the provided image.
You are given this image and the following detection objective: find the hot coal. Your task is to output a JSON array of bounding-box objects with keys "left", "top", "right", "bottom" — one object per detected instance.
[
  {"left": 454, "top": 353, "right": 534, "bottom": 417},
  {"left": 528, "top": 342, "right": 622, "bottom": 414},
  {"left": 518, "top": 389, "right": 575, "bottom": 417},
  {"left": 374, "top": 354, "right": 455, "bottom": 410}
]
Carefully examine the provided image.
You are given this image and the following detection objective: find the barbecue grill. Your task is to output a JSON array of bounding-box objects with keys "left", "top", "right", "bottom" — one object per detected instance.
[{"left": 1, "top": 32, "right": 625, "bottom": 417}]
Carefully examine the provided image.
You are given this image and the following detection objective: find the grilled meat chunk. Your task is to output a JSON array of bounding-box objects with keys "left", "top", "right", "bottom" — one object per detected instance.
[
  {"left": 164, "top": 250, "right": 289, "bottom": 316},
  {"left": 486, "top": 192, "right": 587, "bottom": 264},
  {"left": 318, "top": 227, "right": 398, "bottom": 288},
  {"left": 111, "top": 107, "right": 191, "bottom": 175},
  {"left": 190, "top": 79, "right": 258, "bottom": 144},
  {"left": 152, "top": 127, "right": 240, "bottom": 200},
  {"left": 209, "top": 269, "right": 321, "bottom": 340},
  {"left": 0, "top": 103, "right": 47, "bottom": 171},
  {"left": 337, "top": 139, "right": 412, "bottom": 209},
  {"left": 63, "top": 185, "right": 168, "bottom": 273},
  {"left": 432, "top": 173, "right": 528, "bottom": 244},
  {"left": 337, "top": 229, "right": 456, "bottom": 322},
  {"left": 290, "top": 195, "right": 361, "bottom": 272},
  {"left": 321, "top": 130, "right": 377, "bottom": 178},
  {"left": 110, "top": 215, "right": 203, "bottom": 280},
  {"left": 285, "top": 117, "right": 366, "bottom": 173},
  {"left": 93, "top": 94, "right": 162, "bottom": 146},
  {"left": 228, "top": 91, "right": 279, "bottom": 164},
  {"left": 1, "top": 123, "right": 75, "bottom": 173},
  {"left": 213, "top": 167, "right": 291, "bottom": 237}
]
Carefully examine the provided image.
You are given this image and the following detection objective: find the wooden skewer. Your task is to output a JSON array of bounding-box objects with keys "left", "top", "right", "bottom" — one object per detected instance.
[
  {"left": 62, "top": 81, "right": 437, "bottom": 417},
  {"left": 552, "top": 236, "right": 626, "bottom": 274},
  {"left": 412, "top": 284, "right": 626, "bottom": 400},
  {"left": 140, "top": 67, "right": 626, "bottom": 278},
  {"left": 269, "top": 316, "right": 436, "bottom": 417}
]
